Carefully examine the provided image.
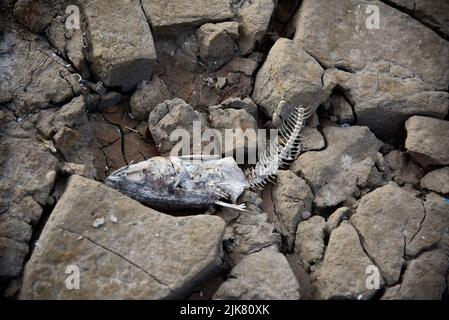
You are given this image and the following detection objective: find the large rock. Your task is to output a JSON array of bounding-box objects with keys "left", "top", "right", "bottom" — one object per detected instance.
[
  {"left": 237, "top": 0, "right": 275, "bottom": 54},
  {"left": 350, "top": 184, "right": 426, "bottom": 285},
  {"left": 252, "top": 38, "right": 333, "bottom": 122},
  {"left": 142, "top": 0, "right": 233, "bottom": 32},
  {"left": 0, "top": 123, "right": 59, "bottom": 279},
  {"left": 0, "top": 136, "right": 59, "bottom": 207},
  {"left": 208, "top": 107, "right": 257, "bottom": 158},
  {"left": 129, "top": 77, "right": 171, "bottom": 121},
  {"left": 0, "top": 238, "right": 29, "bottom": 279},
  {"left": 314, "top": 222, "right": 383, "bottom": 300},
  {"left": 197, "top": 22, "right": 239, "bottom": 69},
  {"left": 330, "top": 94, "right": 354, "bottom": 125},
  {"left": 383, "top": 150, "right": 424, "bottom": 186},
  {"left": 33, "top": 95, "right": 87, "bottom": 138},
  {"left": 213, "top": 97, "right": 259, "bottom": 119},
  {"left": 294, "top": 0, "right": 449, "bottom": 89},
  {"left": 301, "top": 127, "right": 326, "bottom": 152},
  {"left": 148, "top": 98, "right": 206, "bottom": 155},
  {"left": 325, "top": 69, "right": 449, "bottom": 139},
  {"left": 295, "top": 0, "right": 449, "bottom": 139},
  {"left": 405, "top": 116, "right": 449, "bottom": 167},
  {"left": 81, "top": 0, "right": 157, "bottom": 91},
  {"left": 420, "top": 167, "right": 449, "bottom": 194},
  {"left": 325, "top": 207, "right": 351, "bottom": 235},
  {"left": 386, "top": 0, "right": 449, "bottom": 38},
  {"left": 272, "top": 170, "right": 314, "bottom": 251},
  {"left": 291, "top": 126, "right": 383, "bottom": 208},
  {"left": 219, "top": 191, "right": 281, "bottom": 266},
  {"left": 382, "top": 250, "right": 449, "bottom": 300},
  {"left": 20, "top": 175, "right": 225, "bottom": 299},
  {"left": 213, "top": 246, "right": 300, "bottom": 300},
  {"left": 0, "top": 32, "right": 79, "bottom": 115},
  {"left": 406, "top": 192, "right": 449, "bottom": 258},
  {"left": 294, "top": 216, "right": 326, "bottom": 270}
]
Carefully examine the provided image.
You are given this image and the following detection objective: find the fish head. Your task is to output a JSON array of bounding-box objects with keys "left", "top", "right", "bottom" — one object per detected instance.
[{"left": 105, "top": 157, "right": 175, "bottom": 190}]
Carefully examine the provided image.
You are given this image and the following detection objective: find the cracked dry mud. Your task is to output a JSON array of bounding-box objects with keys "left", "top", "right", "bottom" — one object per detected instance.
[{"left": 1, "top": 0, "right": 449, "bottom": 300}]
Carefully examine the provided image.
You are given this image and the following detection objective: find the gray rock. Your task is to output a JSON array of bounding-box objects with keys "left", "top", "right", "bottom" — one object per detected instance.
[
  {"left": 82, "top": 0, "right": 157, "bottom": 91},
  {"left": 301, "top": 127, "right": 325, "bottom": 152},
  {"left": 252, "top": 38, "right": 333, "bottom": 121},
  {"left": 197, "top": 22, "right": 239, "bottom": 69},
  {"left": 383, "top": 150, "right": 424, "bottom": 186},
  {"left": 208, "top": 107, "right": 257, "bottom": 157},
  {"left": 314, "top": 222, "right": 383, "bottom": 300},
  {"left": 291, "top": 126, "right": 383, "bottom": 208},
  {"left": 405, "top": 116, "right": 449, "bottom": 167},
  {"left": 217, "top": 97, "right": 259, "bottom": 119},
  {"left": 98, "top": 91, "right": 123, "bottom": 110},
  {"left": 272, "top": 170, "right": 314, "bottom": 251},
  {"left": 324, "top": 68, "right": 449, "bottom": 140},
  {"left": 387, "top": 0, "right": 449, "bottom": 38},
  {"left": 406, "top": 192, "right": 449, "bottom": 258},
  {"left": 0, "top": 32, "right": 79, "bottom": 115},
  {"left": 226, "top": 57, "right": 259, "bottom": 76},
  {"left": 4, "top": 197, "right": 43, "bottom": 227},
  {"left": 0, "top": 137, "right": 59, "bottom": 206},
  {"left": 45, "top": 16, "right": 67, "bottom": 55},
  {"left": 219, "top": 190, "right": 281, "bottom": 266},
  {"left": 0, "top": 216, "right": 32, "bottom": 243},
  {"left": 53, "top": 126, "right": 82, "bottom": 158},
  {"left": 0, "top": 137, "right": 48, "bottom": 276},
  {"left": 20, "top": 175, "right": 226, "bottom": 299},
  {"left": 50, "top": 122, "right": 100, "bottom": 180},
  {"left": 34, "top": 95, "right": 87, "bottom": 138},
  {"left": 0, "top": 238, "right": 29, "bottom": 278},
  {"left": 382, "top": 250, "right": 449, "bottom": 300},
  {"left": 325, "top": 207, "right": 351, "bottom": 235},
  {"left": 213, "top": 246, "right": 300, "bottom": 300},
  {"left": 142, "top": 0, "right": 234, "bottom": 32},
  {"left": 237, "top": 0, "right": 275, "bottom": 55},
  {"left": 420, "top": 167, "right": 449, "bottom": 194},
  {"left": 294, "top": 0, "right": 449, "bottom": 89},
  {"left": 330, "top": 94, "right": 354, "bottom": 124},
  {"left": 148, "top": 98, "right": 205, "bottom": 154},
  {"left": 130, "top": 77, "right": 171, "bottom": 121},
  {"left": 226, "top": 72, "right": 240, "bottom": 85},
  {"left": 294, "top": 216, "right": 326, "bottom": 270},
  {"left": 295, "top": 0, "right": 449, "bottom": 139},
  {"left": 350, "top": 184, "right": 426, "bottom": 285}
]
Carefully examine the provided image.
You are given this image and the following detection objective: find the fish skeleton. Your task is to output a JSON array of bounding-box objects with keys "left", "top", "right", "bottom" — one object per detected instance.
[
  {"left": 105, "top": 102, "right": 314, "bottom": 211},
  {"left": 105, "top": 155, "right": 247, "bottom": 211}
]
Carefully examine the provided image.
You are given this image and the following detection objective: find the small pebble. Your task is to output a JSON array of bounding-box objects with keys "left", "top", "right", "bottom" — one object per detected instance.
[
  {"left": 93, "top": 217, "right": 105, "bottom": 228},
  {"left": 110, "top": 215, "right": 118, "bottom": 223}
]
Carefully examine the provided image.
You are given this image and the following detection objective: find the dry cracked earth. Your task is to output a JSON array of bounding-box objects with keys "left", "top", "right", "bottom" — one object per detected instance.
[{"left": 0, "top": 0, "right": 449, "bottom": 300}]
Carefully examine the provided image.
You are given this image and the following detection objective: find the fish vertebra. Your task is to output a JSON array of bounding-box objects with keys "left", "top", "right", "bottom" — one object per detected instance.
[{"left": 245, "top": 103, "right": 314, "bottom": 190}]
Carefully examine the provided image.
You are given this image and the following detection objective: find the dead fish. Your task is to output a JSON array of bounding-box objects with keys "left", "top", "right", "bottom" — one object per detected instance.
[
  {"left": 105, "top": 102, "right": 315, "bottom": 212},
  {"left": 105, "top": 156, "right": 247, "bottom": 211}
]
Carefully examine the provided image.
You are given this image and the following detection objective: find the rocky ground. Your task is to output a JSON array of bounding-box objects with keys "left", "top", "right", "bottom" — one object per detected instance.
[{"left": 0, "top": 0, "right": 449, "bottom": 300}]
